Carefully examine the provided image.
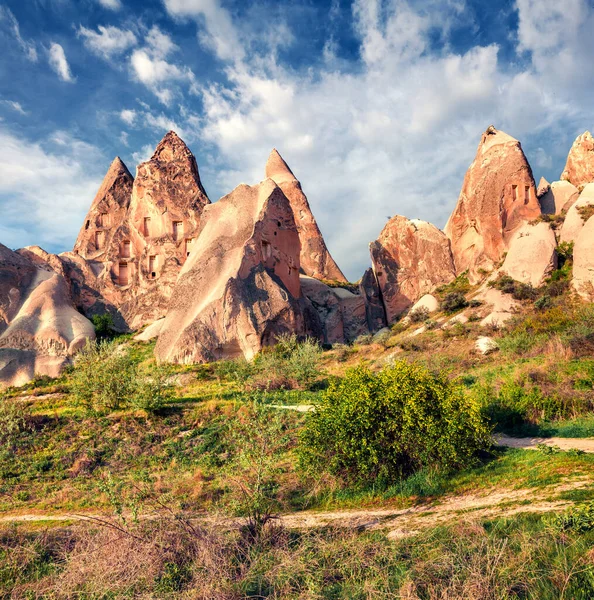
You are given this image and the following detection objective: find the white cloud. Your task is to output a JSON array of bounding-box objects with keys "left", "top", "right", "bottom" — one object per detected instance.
[
  {"left": 119, "top": 131, "right": 129, "bottom": 146},
  {"left": 0, "top": 127, "right": 103, "bottom": 250},
  {"left": 0, "top": 6, "right": 37, "bottom": 62},
  {"left": 132, "top": 143, "right": 154, "bottom": 164},
  {"left": 96, "top": 0, "right": 123, "bottom": 10},
  {"left": 48, "top": 43, "right": 75, "bottom": 82},
  {"left": 1, "top": 100, "right": 27, "bottom": 115},
  {"left": 78, "top": 25, "right": 137, "bottom": 59},
  {"left": 129, "top": 27, "right": 195, "bottom": 104},
  {"left": 120, "top": 109, "right": 137, "bottom": 125},
  {"left": 162, "top": 0, "right": 245, "bottom": 62}
]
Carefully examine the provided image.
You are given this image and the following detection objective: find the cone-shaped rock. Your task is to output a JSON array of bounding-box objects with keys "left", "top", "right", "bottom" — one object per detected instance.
[
  {"left": 561, "top": 131, "right": 594, "bottom": 191},
  {"left": 73, "top": 157, "right": 133, "bottom": 259},
  {"left": 370, "top": 216, "right": 456, "bottom": 323},
  {"left": 0, "top": 243, "right": 95, "bottom": 387},
  {"left": 537, "top": 177, "right": 551, "bottom": 197},
  {"left": 444, "top": 126, "right": 541, "bottom": 282},
  {"left": 265, "top": 149, "right": 346, "bottom": 282},
  {"left": 155, "top": 179, "right": 315, "bottom": 364},
  {"left": 70, "top": 131, "right": 211, "bottom": 329}
]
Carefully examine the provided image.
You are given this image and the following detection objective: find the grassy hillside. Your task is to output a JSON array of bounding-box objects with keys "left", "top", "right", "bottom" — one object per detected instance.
[{"left": 3, "top": 275, "right": 594, "bottom": 598}]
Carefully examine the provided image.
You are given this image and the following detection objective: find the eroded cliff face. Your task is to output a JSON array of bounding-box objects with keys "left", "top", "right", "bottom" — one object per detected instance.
[
  {"left": 265, "top": 149, "right": 346, "bottom": 283},
  {"left": 71, "top": 131, "right": 211, "bottom": 329},
  {"left": 444, "top": 126, "right": 541, "bottom": 283},
  {"left": 155, "top": 179, "right": 317, "bottom": 364},
  {"left": 370, "top": 216, "right": 456, "bottom": 323},
  {"left": 561, "top": 131, "right": 594, "bottom": 191}
]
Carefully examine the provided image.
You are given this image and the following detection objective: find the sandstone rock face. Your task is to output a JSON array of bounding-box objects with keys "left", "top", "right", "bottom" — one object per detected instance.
[
  {"left": 359, "top": 268, "right": 387, "bottom": 332},
  {"left": 476, "top": 287, "right": 520, "bottom": 328},
  {"left": 370, "top": 216, "right": 456, "bottom": 323},
  {"left": 561, "top": 131, "right": 594, "bottom": 191},
  {"left": 572, "top": 215, "right": 594, "bottom": 300},
  {"left": 539, "top": 181, "right": 580, "bottom": 215},
  {"left": 559, "top": 183, "right": 594, "bottom": 244},
  {"left": 537, "top": 177, "right": 550, "bottom": 198},
  {"left": 500, "top": 222, "right": 557, "bottom": 287},
  {"left": 265, "top": 149, "right": 346, "bottom": 282},
  {"left": 444, "top": 126, "right": 541, "bottom": 282},
  {"left": 301, "top": 276, "right": 368, "bottom": 344},
  {"left": 155, "top": 179, "right": 317, "bottom": 364},
  {"left": 0, "top": 243, "right": 95, "bottom": 387},
  {"left": 71, "top": 132, "right": 211, "bottom": 329}
]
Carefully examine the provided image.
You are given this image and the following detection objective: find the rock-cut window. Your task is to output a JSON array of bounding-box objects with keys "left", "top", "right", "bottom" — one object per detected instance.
[
  {"left": 148, "top": 255, "right": 157, "bottom": 278},
  {"left": 524, "top": 185, "right": 530, "bottom": 204},
  {"left": 95, "top": 231, "right": 105, "bottom": 250},
  {"left": 118, "top": 262, "right": 129, "bottom": 286},
  {"left": 512, "top": 185, "right": 518, "bottom": 201},
  {"left": 144, "top": 217, "right": 151, "bottom": 237},
  {"left": 173, "top": 221, "right": 183, "bottom": 241},
  {"left": 121, "top": 240, "right": 131, "bottom": 258},
  {"left": 185, "top": 238, "right": 194, "bottom": 258}
]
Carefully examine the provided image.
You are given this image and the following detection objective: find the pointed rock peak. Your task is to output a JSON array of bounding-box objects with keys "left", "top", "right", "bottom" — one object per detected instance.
[
  {"left": 107, "top": 156, "right": 133, "bottom": 179},
  {"left": 537, "top": 177, "right": 551, "bottom": 197},
  {"left": 480, "top": 125, "right": 518, "bottom": 152},
  {"left": 150, "top": 130, "right": 193, "bottom": 163},
  {"left": 561, "top": 131, "right": 594, "bottom": 190},
  {"left": 265, "top": 148, "right": 297, "bottom": 184}
]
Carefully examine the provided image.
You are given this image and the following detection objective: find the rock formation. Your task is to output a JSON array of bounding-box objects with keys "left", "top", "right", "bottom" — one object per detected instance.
[
  {"left": 409, "top": 294, "right": 439, "bottom": 315},
  {"left": 444, "top": 126, "right": 541, "bottom": 282},
  {"left": 359, "top": 268, "right": 387, "bottom": 332},
  {"left": 537, "top": 177, "right": 550, "bottom": 198},
  {"left": 71, "top": 131, "right": 211, "bottom": 329},
  {"left": 265, "top": 149, "right": 346, "bottom": 282},
  {"left": 301, "top": 276, "right": 368, "bottom": 344},
  {"left": 155, "top": 179, "right": 318, "bottom": 364},
  {"left": 370, "top": 216, "right": 456, "bottom": 323},
  {"left": 559, "top": 183, "right": 594, "bottom": 244},
  {"left": 561, "top": 131, "right": 594, "bottom": 191},
  {"left": 0, "top": 243, "right": 95, "bottom": 387},
  {"left": 500, "top": 222, "right": 557, "bottom": 287},
  {"left": 539, "top": 181, "right": 580, "bottom": 215},
  {"left": 572, "top": 215, "right": 594, "bottom": 300}
]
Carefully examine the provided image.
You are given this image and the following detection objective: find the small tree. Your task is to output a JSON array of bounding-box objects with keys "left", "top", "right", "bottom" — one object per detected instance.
[{"left": 299, "top": 362, "right": 490, "bottom": 485}]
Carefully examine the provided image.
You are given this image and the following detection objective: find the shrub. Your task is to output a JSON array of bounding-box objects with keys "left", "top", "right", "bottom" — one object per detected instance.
[
  {"left": 489, "top": 275, "right": 538, "bottom": 301},
  {"left": 534, "top": 295, "right": 552, "bottom": 310},
  {"left": 70, "top": 340, "right": 171, "bottom": 414},
  {"left": 441, "top": 292, "right": 468, "bottom": 313},
  {"left": 354, "top": 333, "right": 373, "bottom": 346},
  {"left": 549, "top": 501, "right": 594, "bottom": 533},
  {"left": 298, "top": 362, "right": 490, "bottom": 485},
  {"left": 0, "top": 396, "right": 29, "bottom": 443},
  {"left": 91, "top": 313, "right": 116, "bottom": 339},
  {"left": 436, "top": 273, "right": 471, "bottom": 296},
  {"left": 409, "top": 306, "right": 429, "bottom": 323}
]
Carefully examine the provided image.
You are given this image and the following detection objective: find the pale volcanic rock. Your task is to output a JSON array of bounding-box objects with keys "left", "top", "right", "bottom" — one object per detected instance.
[
  {"left": 134, "top": 318, "right": 165, "bottom": 342},
  {"left": 71, "top": 131, "right": 211, "bottom": 329},
  {"left": 539, "top": 181, "right": 580, "bottom": 215},
  {"left": 476, "top": 336, "right": 499, "bottom": 355},
  {"left": 265, "top": 149, "right": 346, "bottom": 282},
  {"left": 410, "top": 294, "right": 440, "bottom": 314},
  {"left": 559, "top": 183, "right": 594, "bottom": 244},
  {"left": 359, "top": 268, "right": 387, "bottom": 332},
  {"left": 476, "top": 287, "right": 520, "bottom": 328},
  {"left": 500, "top": 222, "right": 557, "bottom": 287},
  {"left": 0, "top": 243, "right": 95, "bottom": 387},
  {"left": 537, "top": 177, "right": 551, "bottom": 197},
  {"left": 301, "top": 276, "right": 368, "bottom": 344},
  {"left": 155, "top": 179, "right": 315, "bottom": 364},
  {"left": 370, "top": 216, "right": 456, "bottom": 323},
  {"left": 444, "top": 126, "right": 541, "bottom": 282},
  {"left": 572, "top": 215, "right": 594, "bottom": 300},
  {"left": 561, "top": 131, "right": 594, "bottom": 191}
]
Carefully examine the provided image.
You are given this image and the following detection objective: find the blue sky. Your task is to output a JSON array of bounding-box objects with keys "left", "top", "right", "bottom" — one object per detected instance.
[{"left": 1, "top": 0, "right": 593, "bottom": 280}]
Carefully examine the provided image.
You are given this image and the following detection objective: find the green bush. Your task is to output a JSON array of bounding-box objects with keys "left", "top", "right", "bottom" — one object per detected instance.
[
  {"left": 440, "top": 292, "right": 468, "bottom": 313},
  {"left": 489, "top": 275, "right": 538, "bottom": 301},
  {"left": 409, "top": 307, "right": 429, "bottom": 323},
  {"left": 549, "top": 501, "right": 594, "bottom": 533},
  {"left": 70, "top": 340, "right": 171, "bottom": 414},
  {"left": 298, "top": 362, "right": 490, "bottom": 485},
  {"left": 0, "top": 396, "right": 29, "bottom": 443},
  {"left": 90, "top": 313, "right": 116, "bottom": 339}
]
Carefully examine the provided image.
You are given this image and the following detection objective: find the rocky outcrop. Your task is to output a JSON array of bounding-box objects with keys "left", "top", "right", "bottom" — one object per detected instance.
[
  {"left": 301, "top": 276, "right": 368, "bottom": 344},
  {"left": 359, "top": 268, "right": 387, "bottom": 332},
  {"left": 155, "top": 179, "right": 317, "bottom": 364},
  {"left": 559, "top": 183, "right": 594, "bottom": 244},
  {"left": 370, "top": 216, "right": 456, "bottom": 323},
  {"left": 477, "top": 287, "right": 520, "bottom": 328},
  {"left": 537, "top": 177, "right": 550, "bottom": 198},
  {"left": 572, "top": 215, "right": 594, "bottom": 300},
  {"left": 71, "top": 131, "right": 211, "bottom": 329},
  {"left": 561, "top": 131, "right": 594, "bottom": 191},
  {"left": 0, "top": 243, "right": 95, "bottom": 387},
  {"left": 410, "top": 294, "right": 439, "bottom": 315},
  {"left": 539, "top": 181, "right": 580, "bottom": 215},
  {"left": 265, "top": 149, "right": 346, "bottom": 282},
  {"left": 500, "top": 222, "right": 557, "bottom": 287},
  {"left": 444, "top": 126, "right": 541, "bottom": 282}
]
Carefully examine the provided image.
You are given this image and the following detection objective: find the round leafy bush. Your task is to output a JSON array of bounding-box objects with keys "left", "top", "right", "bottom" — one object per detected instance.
[
  {"left": 440, "top": 292, "right": 468, "bottom": 313},
  {"left": 298, "top": 362, "right": 490, "bottom": 485}
]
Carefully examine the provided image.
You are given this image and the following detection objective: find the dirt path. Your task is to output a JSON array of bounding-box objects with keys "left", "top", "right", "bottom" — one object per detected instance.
[{"left": 495, "top": 434, "right": 594, "bottom": 453}]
